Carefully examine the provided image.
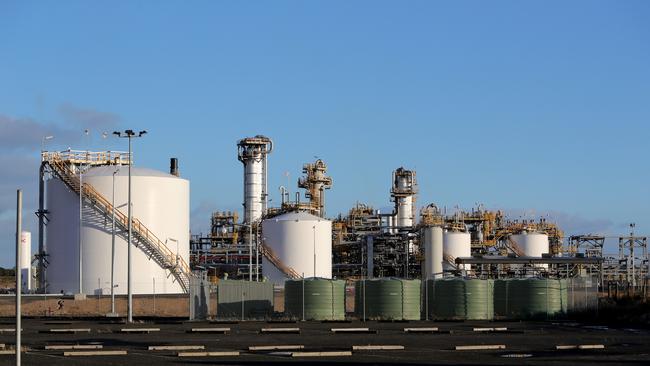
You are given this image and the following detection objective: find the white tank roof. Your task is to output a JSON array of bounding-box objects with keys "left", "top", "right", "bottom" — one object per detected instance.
[
  {"left": 84, "top": 165, "right": 186, "bottom": 180},
  {"left": 268, "top": 211, "right": 329, "bottom": 222}
]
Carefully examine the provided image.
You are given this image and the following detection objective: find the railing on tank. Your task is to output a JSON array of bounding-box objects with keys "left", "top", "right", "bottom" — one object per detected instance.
[
  {"left": 41, "top": 150, "right": 131, "bottom": 166},
  {"left": 259, "top": 243, "right": 301, "bottom": 279}
]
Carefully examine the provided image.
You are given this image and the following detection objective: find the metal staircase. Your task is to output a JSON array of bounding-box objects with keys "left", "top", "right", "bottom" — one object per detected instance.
[
  {"left": 43, "top": 152, "right": 192, "bottom": 293},
  {"left": 507, "top": 237, "right": 525, "bottom": 257},
  {"left": 444, "top": 254, "right": 458, "bottom": 269},
  {"left": 258, "top": 242, "right": 301, "bottom": 279}
]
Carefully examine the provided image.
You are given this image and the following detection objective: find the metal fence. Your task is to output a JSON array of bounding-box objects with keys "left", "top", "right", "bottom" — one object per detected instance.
[
  {"left": 216, "top": 280, "right": 273, "bottom": 320},
  {"left": 567, "top": 275, "right": 599, "bottom": 313},
  {"left": 189, "top": 273, "right": 213, "bottom": 320}
]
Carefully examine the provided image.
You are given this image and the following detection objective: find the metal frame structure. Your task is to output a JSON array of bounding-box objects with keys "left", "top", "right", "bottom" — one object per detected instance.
[
  {"left": 618, "top": 227, "right": 648, "bottom": 288},
  {"left": 297, "top": 159, "right": 332, "bottom": 217}
]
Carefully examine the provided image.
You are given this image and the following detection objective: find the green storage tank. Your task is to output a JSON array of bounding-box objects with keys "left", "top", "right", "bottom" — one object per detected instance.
[
  {"left": 494, "top": 278, "right": 568, "bottom": 319},
  {"left": 426, "top": 278, "right": 494, "bottom": 320},
  {"left": 493, "top": 279, "right": 509, "bottom": 318},
  {"left": 354, "top": 278, "right": 421, "bottom": 320},
  {"left": 284, "top": 278, "right": 346, "bottom": 320}
]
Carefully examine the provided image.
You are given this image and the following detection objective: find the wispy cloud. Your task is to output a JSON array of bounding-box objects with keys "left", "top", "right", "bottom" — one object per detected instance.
[
  {"left": 0, "top": 115, "right": 78, "bottom": 152},
  {"left": 58, "top": 103, "right": 120, "bottom": 130},
  {"left": 0, "top": 153, "right": 39, "bottom": 268},
  {"left": 0, "top": 105, "right": 121, "bottom": 267}
]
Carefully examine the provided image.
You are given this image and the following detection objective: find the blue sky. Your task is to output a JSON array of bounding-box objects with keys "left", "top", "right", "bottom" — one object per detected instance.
[{"left": 0, "top": 1, "right": 648, "bottom": 267}]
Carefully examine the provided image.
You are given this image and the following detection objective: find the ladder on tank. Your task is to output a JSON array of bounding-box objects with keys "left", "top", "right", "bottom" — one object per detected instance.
[
  {"left": 258, "top": 242, "right": 301, "bottom": 279},
  {"left": 43, "top": 155, "right": 192, "bottom": 293}
]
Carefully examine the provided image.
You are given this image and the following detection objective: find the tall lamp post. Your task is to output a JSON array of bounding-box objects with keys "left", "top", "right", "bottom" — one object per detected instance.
[
  {"left": 312, "top": 225, "right": 316, "bottom": 278},
  {"left": 113, "top": 129, "right": 147, "bottom": 323},
  {"left": 41, "top": 135, "right": 54, "bottom": 152},
  {"left": 166, "top": 237, "right": 179, "bottom": 267},
  {"left": 78, "top": 130, "right": 90, "bottom": 295},
  {"left": 233, "top": 223, "right": 253, "bottom": 281},
  {"left": 108, "top": 167, "right": 120, "bottom": 317}
]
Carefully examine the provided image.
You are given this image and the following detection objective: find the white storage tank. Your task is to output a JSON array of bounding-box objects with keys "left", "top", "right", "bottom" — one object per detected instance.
[
  {"left": 443, "top": 230, "right": 471, "bottom": 271},
  {"left": 20, "top": 231, "right": 31, "bottom": 292},
  {"left": 510, "top": 231, "right": 549, "bottom": 269},
  {"left": 422, "top": 226, "right": 443, "bottom": 279},
  {"left": 261, "top": 212, "right": 332, "bottom": 284},
  {"left": 46, "top": 165, "right": 190, "bottom": 295}
]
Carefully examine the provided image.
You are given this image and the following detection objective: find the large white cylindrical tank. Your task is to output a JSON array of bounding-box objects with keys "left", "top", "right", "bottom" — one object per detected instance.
[
  {"left": 46, "top": 165, "right": 190, "bottom": 295},
  {"left": 244, "top": 159, "right": 263, "bottom": 224},
  {"left": 261, "top": 212, "right": 332, "bottom": 284},
  {"left": 443, "top": 231, "right": 471, "bottom": 271},
  {"left": 20, "top": 231, "right": 31, "bottom": 291},
  {"left": 510, "top": 232, "right": 549, "bottom": 269},
  {"left": 423, "top": 226, "right": 443, "bottom": 279},
  {"left": 395, "top": 176, "right": 413, "bottom": 228}
]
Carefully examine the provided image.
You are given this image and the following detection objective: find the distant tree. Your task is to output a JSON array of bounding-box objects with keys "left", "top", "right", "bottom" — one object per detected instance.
[{"left": 0, "top": 267, "right": 16, "bottom": 277}]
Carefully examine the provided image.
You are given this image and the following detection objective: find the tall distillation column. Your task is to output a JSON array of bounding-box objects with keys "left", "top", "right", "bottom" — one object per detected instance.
[
  {"left": 391, "top": 167, "right": 417, "bottom": 229},
  {"left": 297, "top": 159, "right": 333, "bottom": 217},
  {"left": 237, "top": 136, "right": 273, "bottom": 224}
]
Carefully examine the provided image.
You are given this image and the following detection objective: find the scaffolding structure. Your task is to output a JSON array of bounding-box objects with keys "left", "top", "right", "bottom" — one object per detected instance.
[
  {"left": 616, "top": 225, "right": 648, "bottom": 288},
  {"left": 297, "top": 159, "right": 332, "bottom": 217}
]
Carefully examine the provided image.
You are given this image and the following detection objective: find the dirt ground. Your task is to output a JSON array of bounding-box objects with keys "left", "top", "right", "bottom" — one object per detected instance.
[{"left": 0, "top": 295, "right": 195, "bottom": 317}]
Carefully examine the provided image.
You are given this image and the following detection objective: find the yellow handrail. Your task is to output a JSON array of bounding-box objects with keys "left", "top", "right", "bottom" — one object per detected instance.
[{"left": 259, "top": 243, "right": 300, "bottom": 279}]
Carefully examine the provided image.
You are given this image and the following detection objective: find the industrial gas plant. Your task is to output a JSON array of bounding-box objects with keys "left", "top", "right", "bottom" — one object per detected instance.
[{"left": 29, "top": 134, "right": 648, "bottom": 321}]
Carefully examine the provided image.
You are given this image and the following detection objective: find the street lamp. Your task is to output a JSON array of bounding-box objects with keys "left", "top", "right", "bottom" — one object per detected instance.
[
  {"left": 113, "top": 129, "right": 147, "bottom": 323},
  {"left": 312, "top": 225, "right": 316, "bottom": 278},
  {"left": 78, "top": 130, "right": 90, "bottom": 295},
  {"left": 108, "top": 167, "right": 120, "bottom": 317},
  {"left": 233, "top": 223, "right": 253, "bottom": 281},
  {"left": 41, "top": 135, "right": 54, "bottom": 152},
  {"left": 166, "top": 238, "right": 179, "bottom": 267}
]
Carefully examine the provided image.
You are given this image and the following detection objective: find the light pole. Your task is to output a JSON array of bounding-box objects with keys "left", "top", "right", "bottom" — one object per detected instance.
[
  {"left": 233, "top": 223, "right": 253, "bottom": 281},
  {"left": 248, "top": 224, "right": 252, "bottom": 281},
  {"left": 15, "top": 189, "right": 22, "bottom": 366},
  {"left": 78, "top": 130, "right": 90, "bottom": 295},
  {"left": 166, "top": 238, "right": 179, "bottom": 267},
  {"left": 78, "top": 162, "right": 84, "bottom": 294},
  {"left": 113, "top": 129, "right": 147, "bottom": 323},
  {"left": 41, "top": 135, "right": 54, "bottom": 152},
  {"left": 312, "top": 225, "right": 316, "bottom": 278},
  {"left": 109, "top": 167, "right": 120, "bottom": 316}
]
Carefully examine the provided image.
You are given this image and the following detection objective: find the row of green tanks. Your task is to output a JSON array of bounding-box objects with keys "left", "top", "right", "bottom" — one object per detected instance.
[
  {"left": 284, "top": 277, "right": 568, "bottom": 321},
  {"left": 426, "top": 278, "right": 568, "bottom": 320},
  {"left": 284, "top": 278, "right": 421, "bottom": 320}
]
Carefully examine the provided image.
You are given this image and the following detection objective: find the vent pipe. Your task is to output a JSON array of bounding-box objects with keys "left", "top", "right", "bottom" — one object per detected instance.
[{"left": 170, "top": 158, "right": 179, "bottom": 177}]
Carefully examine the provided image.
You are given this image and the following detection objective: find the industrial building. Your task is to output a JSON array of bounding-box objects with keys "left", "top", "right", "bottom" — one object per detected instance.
[{"left": 30, "top": 134, "right": 648, "bottom": 321}]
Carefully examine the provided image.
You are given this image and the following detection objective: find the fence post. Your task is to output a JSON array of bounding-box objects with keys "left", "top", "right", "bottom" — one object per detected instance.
[
  {"left": 153, "top": 277, "right": 156, "bottom": 316},
  {"left": 301, "top": 273, "right": 305, "bottom": 321},
  {"left": 425, "top": 278, "right": 428, "bottom": 321},
  {"left": 363, "top": 279, "right": 366, "bottom": 322},
  {"left": 241, "top": 288, "right": 245, "bottom": 321}
]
